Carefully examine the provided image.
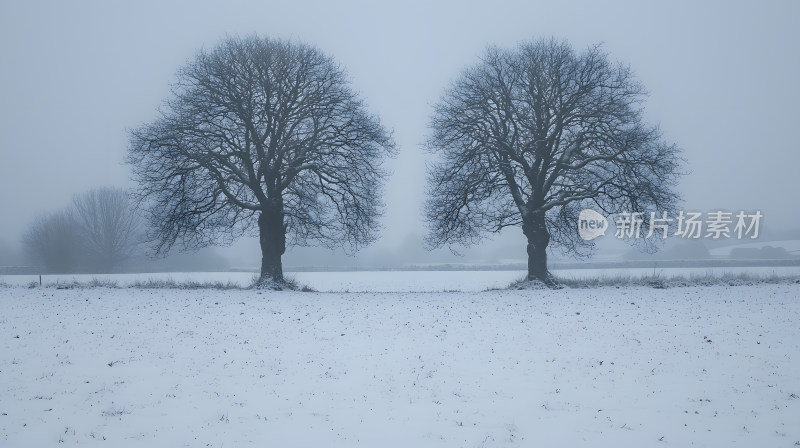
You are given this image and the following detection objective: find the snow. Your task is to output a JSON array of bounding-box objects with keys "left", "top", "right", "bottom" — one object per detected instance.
[{"left": 1, "top": 282, "right": 798, "bottom": 446}]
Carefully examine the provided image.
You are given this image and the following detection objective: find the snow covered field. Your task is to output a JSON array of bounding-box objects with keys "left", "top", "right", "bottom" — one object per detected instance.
[{"left": 1, "top": 281, "right": 799, "bottom": 447}]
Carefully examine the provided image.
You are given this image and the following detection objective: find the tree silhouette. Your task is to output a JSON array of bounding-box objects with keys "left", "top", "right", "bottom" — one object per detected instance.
[
  {"left": 129, "top": 36, "right": 395, "bottom": 285},
  {"left": 425, "top": 38, "right": 683, "bottom": 285}
]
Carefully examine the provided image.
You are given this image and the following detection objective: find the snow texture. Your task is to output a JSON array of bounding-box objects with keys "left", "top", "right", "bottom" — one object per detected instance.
[{"left": 1, "top": 283, "right": 799, "bottom": 446}]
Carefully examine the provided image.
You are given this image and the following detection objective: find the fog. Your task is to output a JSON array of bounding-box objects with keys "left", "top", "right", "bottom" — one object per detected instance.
[{"left": 1, "top": 0, "right": 798, "bottom": 269}]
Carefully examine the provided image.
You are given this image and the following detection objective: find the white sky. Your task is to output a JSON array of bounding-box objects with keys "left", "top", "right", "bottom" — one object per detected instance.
[{"left": 1, "top": 0, "right": 798, "bottom": 266}]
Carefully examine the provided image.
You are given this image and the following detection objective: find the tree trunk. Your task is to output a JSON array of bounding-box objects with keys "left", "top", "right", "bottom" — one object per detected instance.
[
  {"left": 522, "top": 212, "right": 556, "bottom": 286},
  {"left": 257, "top": 206, "right": 286, "bottom": 284}
]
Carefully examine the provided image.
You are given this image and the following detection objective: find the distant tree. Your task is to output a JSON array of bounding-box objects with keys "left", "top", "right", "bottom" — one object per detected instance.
[
  {"left": 0, "top": 238, "right": 20, "bottom": 266},
  {"left": 72, "top": 187, "right": 142, "bottom": 273},
  {"left": 425, "top": 38, "right": 684, "bottom": 285},
  {"left": 22, "top": 210, "right": 81, "bottom": 273},
  {"left": 128, "top": 36, "right": 395, "bottom": 286},
  {"left": 22, "top": 188, "right": 142, "bottom": 273},
  {"left": 730, "top": 246, "right": 791, "bottom": 260}
]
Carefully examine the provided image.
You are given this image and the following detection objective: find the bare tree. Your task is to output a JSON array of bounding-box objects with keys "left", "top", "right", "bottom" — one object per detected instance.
[
  {"left": 128, "top": 36, "right": 395, "bottom": 285},
  {"left": 22, "top": 210, "right": 81, "bottom": 273},
  {"left": 72, "top": 187, "right": 142, "bottom": 273},
  {"left": 22, "top": 188, "right": 141, "bottom": 273},
  {"left": 425, "top": 38, "right": 683, "bottom": 285}
]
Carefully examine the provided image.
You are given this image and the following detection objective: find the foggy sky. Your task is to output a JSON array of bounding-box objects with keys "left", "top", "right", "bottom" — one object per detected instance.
[{"left": 1, "top": 0, "right": 798, "bottom": 267}]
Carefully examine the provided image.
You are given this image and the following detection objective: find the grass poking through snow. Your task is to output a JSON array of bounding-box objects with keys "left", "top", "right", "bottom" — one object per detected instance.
[
  {"left": 12, "top": 275, "right": 316, "bottom": 291},
  {"left": 505, "top": 271, "right": 800, "bottom": 290}
]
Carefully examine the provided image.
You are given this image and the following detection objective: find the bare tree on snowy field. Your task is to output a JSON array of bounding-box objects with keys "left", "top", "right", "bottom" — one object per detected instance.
[
  {"left": 22, "top": 210, "right": 82, "bottom": 273},
  {"left": 128, "top": 36, "right": 395, "bottom": 286},
  {"left": 72, "top": 187, "right": 141, "bottom": 273},
  {"left": 425, "top": 38, "right": 684, "bottom": 285}
]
